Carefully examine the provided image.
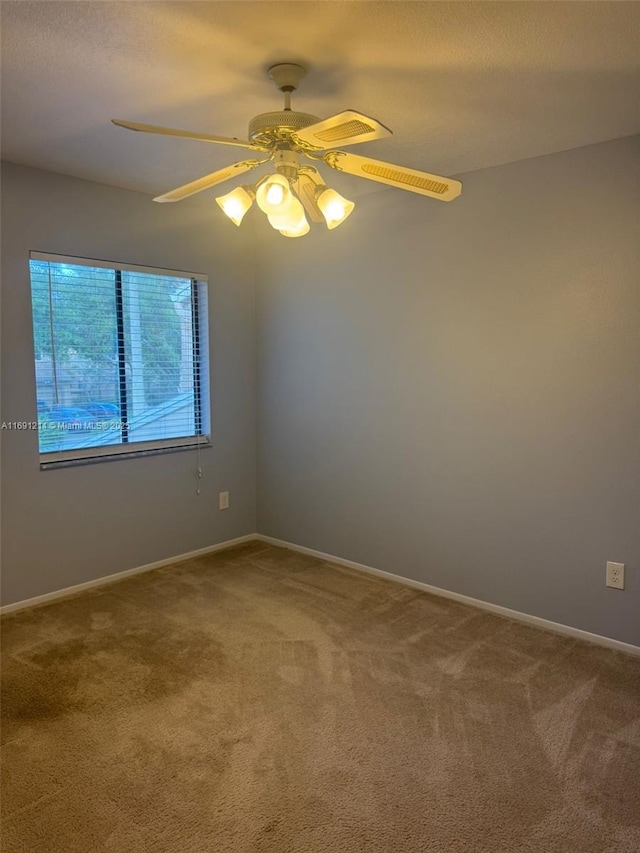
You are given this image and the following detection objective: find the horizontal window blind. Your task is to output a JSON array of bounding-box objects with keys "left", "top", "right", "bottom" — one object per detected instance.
[{"left": 29, "top": 253, "right": 209, "bottom": 465}]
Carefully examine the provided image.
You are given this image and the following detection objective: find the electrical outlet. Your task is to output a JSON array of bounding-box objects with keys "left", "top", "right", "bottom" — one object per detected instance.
[
  {"left": 606, "top": 561, "right": 625, "bottom": 590},
  {"left": 219, "top": 491, "right": 229, "bottom": 510}
]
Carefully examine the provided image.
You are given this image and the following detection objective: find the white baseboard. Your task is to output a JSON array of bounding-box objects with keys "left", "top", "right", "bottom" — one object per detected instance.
[
  {"left": 0, "top": 534, "right": 258, "bottom": 615},
  {"left": 255, "top": 534, "right": 640, "bottom": 658},
  {"left": 4, "top": 530, "right": 638, "bottom": 658}
]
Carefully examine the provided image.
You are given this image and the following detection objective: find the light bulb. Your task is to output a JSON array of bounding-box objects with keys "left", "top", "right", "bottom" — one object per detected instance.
[
  {"left": 256, "top": 174, "right": 291, "bottom": 215},
  {"left": 215, "top": 186, "right": 255, "bottom": 226},
  {"left": 316, "top": 187, "right": 355, "bottom": 230},
  {"left": 266, "top": 183, "right": 285, "bottom": 206}
]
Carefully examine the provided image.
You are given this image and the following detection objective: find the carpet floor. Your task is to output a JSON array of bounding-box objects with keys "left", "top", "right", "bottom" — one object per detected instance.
[{"left": 1, "top": 541, "right": 639, "bottom": 852}]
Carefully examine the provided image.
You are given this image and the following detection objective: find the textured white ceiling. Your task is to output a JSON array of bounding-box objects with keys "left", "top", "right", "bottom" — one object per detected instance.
[{"left": 2, "top": 1, "right": 639, "bottom": 202}]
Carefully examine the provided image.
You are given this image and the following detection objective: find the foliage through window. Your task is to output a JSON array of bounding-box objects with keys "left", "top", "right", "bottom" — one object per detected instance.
[{"left": 29, "top": 253, "right": 209, "bottom": 465}]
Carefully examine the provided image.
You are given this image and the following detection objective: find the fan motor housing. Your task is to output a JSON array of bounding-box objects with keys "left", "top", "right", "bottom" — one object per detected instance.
[{"left": 248, "top": 110, "right": 320, "bottom": 146}]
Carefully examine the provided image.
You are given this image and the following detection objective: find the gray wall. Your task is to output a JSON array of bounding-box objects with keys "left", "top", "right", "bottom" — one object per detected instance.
[
  {"left": 256, "top": 136, "right": 640, "bottom": 646},
  {"left": 3, "top": 139, "right": 639, "bottom": 646},
  {"left": 1, "top": 162, "right": 257, "bottom": 604}
]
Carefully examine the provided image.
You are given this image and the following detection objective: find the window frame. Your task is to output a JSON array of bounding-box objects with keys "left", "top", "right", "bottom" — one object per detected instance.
[{"left": 29, "top": 251, "right": 211, "bottom": 469}]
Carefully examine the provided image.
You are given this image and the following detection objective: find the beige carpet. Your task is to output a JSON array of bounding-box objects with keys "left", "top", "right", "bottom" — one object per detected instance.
[{"left": 1, "top": 541, "right": 639, "bottom": 852}]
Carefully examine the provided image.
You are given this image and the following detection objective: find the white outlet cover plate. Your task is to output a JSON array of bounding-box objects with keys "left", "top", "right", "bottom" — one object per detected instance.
[
  {"left": 606, "top": 561, "right": 625, "bottom": 590},
  {"left": 219, "top": 491, "right": 229, "bottom": 510}
]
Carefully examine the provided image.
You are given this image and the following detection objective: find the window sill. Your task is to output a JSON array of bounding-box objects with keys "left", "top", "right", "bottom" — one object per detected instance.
[{"left": 40, "top": 438, "right": 211, "bottom": 470}]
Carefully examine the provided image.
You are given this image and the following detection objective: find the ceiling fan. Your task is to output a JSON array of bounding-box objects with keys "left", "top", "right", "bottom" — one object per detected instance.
[{"left": 112, "top": 63, "right": 462, "bottom": 237}]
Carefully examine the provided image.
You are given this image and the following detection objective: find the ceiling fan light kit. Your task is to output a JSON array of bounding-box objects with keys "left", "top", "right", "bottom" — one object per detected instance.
[{"left": 112, "top": 63, "right": 462, "bottom": 238}]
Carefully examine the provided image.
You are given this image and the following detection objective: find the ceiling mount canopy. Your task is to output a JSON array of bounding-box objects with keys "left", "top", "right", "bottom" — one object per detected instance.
[
  {"left": 112, "top": 62, "right": 462, "bottom": 237},
  {"left": 267, "top": 62, "right": 307, "bottom": 94}
]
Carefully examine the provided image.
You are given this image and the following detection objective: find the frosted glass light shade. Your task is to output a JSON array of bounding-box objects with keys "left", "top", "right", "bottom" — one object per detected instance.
[
  {"left": 280, "top": 225, "right": 310, "bottom": 238},
  {"left": 256, "top": 174, "right": 292, "bottom": 215},
  {"left": 215, "top": 186, "right": 255, "bottom": 226},
  {"left": 280, "top": 218, "right": 310, "bottom": 238},
  {"left": 267, "top": 195, "right": 308, "bottom": 233},
  {"left": 316, "top": 187, "right": 355, "bottom": 229}
]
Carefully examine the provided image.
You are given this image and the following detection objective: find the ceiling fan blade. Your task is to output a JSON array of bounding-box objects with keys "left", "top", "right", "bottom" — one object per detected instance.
[
  {"left": 112, "top": 119, "right": 268, "bottom": 151},
  {"left": 153, "top": 158, "right": 269, "bottom": 203},
  {"left": 322, "top": 151, "right": 462, "bottom": 201},
  {"left": 295, "top": 172, "right": 324, "bottom": 223},
  {"left": 292, "top": 110, "right": 392, "bottom": 151}
]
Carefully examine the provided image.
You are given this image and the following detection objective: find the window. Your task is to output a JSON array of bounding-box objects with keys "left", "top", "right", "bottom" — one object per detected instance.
[{"left": 29, "top": 252, "right": 210, "bottom": 467}]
